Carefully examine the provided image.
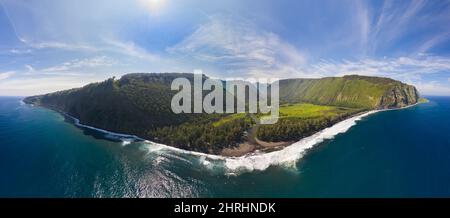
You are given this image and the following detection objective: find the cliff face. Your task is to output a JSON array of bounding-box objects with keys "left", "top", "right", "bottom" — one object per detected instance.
[
  {"left": 279, "top": 75, "right": 420, "bottom": 109},
  {"left": 378, "top": 84, "right": 420, "bottom": 109}
]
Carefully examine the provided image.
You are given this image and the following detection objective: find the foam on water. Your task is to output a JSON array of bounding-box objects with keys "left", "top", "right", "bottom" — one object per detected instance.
[
  {"left": 121, "top": 140, "right": 132, "bottom": 146},
  {"left": 222, "top": 110, "right": 379, "bottom": 172},
  {"left": 56, "top": 104, "right": 418, "bottom": 173},
  {"left": 62, "top": 108, "right": 380, "bottom": 173},
  {"left": 66, "top": 113, "right": 143, "bottom": 142},
  {"left": 135, "top": 110, "right": 380, "bottom": 173},
  {"left": 219, "top": 104, "right": 419, "bottom": 172}
]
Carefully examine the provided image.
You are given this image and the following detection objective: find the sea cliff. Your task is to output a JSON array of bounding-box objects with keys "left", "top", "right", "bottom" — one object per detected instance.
[{"left": 24, "top": 73, "right": 420, "bottom": 155}]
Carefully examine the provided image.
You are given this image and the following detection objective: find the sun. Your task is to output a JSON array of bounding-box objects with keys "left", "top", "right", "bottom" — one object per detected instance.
[{"left": 139, "top": 0, "right": 166, "bottom": 14}]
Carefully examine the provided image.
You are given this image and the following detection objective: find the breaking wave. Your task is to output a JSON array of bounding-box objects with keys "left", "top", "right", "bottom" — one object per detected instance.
[
  {"left": 138, "top": 110, "right": 381, "bottom": 173},
  {"left": 222, "top": 111, "right": 379, "bottom": 172},
  {"left": 218, "top": 103, "right": 419, "bottom": 172},
  {"left": 60, "top": 106, "right": 418, "bottom": 173}
]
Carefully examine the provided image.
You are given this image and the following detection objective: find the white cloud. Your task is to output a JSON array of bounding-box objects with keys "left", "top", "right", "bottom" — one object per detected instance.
[
  {"left": 104, "top": 39, "right": 160, "bottom": 62},
  {"left": 16, "top": 38, "right": 160, "bottom": 65},
  {"left": 365, "top": 0, "right": 450, "bottom": 54},
  {"left": 414, "top": 81, "right": 450, "bottom": 96},
  {"left": 168, "top": 15, "right": 307, "bottom": 78},
  {"left": 9, "top": 49, "right": 32, "bottom": 54},
  {"left": 24, "top": 64, "right": 35, "bottom": 73},
  {"left": 372, "top": 0, "right": 426, "bottom": 43},
  {"left": 0, "top": 76, "right": 100, "bottom": 96},
  {"left": 21, "top": 40, "right": 98, "bottom": 52},
  {"left": 40, "top": 56, "right": 117, "bottom": 73},
  {"left": 354, "top": 1, "right": 371, "bottom": 52},
  {"left": 0, "top": 56, "right": 117, "bottom": 95},
  {"left": 0, "top": 71, "right": 15, "bottom": 80},
  {"left": 306, "top": 54, "right": 450, "bottom": 95},
  {"left": 309, "top": 55, "right": 450, "bottom": 78},
  {"left": 417, "top": 31, "right": 450, "bottom": 54}
]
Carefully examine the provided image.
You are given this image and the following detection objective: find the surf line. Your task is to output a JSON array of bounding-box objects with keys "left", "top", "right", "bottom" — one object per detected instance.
[
  {"left": 54, "top": 109, "right": 378, "bottom": 172},
  {"left": 37, "top": 102, "right": 420, "bottom": 173}
]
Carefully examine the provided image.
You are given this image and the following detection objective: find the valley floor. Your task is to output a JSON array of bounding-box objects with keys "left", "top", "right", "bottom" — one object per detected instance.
[{"left": 218, "top": 103, "right": 365, "bottom": 156}]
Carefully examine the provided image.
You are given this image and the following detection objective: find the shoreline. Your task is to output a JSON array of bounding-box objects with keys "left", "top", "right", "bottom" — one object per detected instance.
[
  {"left": 143, "top": 102, "right": 422, "bottom": 172},
  {"left": 219, "top": 110, "right": 370, "bottom": 157},
  {"left": 23, "top": 100, "right": 422, "bottom": 172}
]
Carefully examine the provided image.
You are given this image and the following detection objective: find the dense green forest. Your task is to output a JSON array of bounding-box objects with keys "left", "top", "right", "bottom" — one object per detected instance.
[{"left": 24, "top": 73, "right": 420, "bottom": 155}]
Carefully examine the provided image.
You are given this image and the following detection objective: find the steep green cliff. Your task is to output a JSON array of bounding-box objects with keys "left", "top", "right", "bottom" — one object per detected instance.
[{"left": 279, "top": 75, "right": 419, "bottom": 109}]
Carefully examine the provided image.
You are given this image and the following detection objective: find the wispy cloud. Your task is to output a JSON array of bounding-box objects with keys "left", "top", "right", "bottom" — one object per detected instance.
[
  {"left": 9, "top": 48, "right": 32, "bottom": 54},
  {"left": 372, "top": 0, "right": 426, "bottom": 44},
  {"left": 11, "top": 38, "right": 160, "bottom": 63},
  {"left": 354, "top": 0, "right": 371, "bottom": 54},
  {"left": 307, "top": 54, "right": 450, "bottom": 95},
  {"left": 310, "top": 54, "right": 450, "bottom": 78},
  {"left": 0, "top": 71, "right": 15, "bottom": 80},
  {"left": 0, "top": 56, "right": 118, "bottom": 96},
  {"left": 1, "top": 0, "right": 449, "bottom": 96},
  {"left": 357, "top": 0, "right": 450, "bottom": 55},
  {"left": 417, "top": 31, "right": 450, "bottom": 54},
  {"left": 104, "top": 39, "right": 160, "bottom": 62},
  {"left": 24, "top": 41, "right": 98, "bottom": 52},
  {"left": 24, "top": 65, "right": 35, "bottom": 73},
  {"left": 0, "top": 76, "right": 100, "bottom": 96},
  {"left": 40, "top": 56, "right": 117, "bottom": 73},
  {"left": 414, "top": 81, "right": 450, "bottom": 96},
  {"left": 168, "top": 15, "right": 307, "bottom": 78}
]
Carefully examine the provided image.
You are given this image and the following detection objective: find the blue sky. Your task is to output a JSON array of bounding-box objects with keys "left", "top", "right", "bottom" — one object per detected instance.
[{"left": 0, "top": 0, "right": 450, "bottom": 96}]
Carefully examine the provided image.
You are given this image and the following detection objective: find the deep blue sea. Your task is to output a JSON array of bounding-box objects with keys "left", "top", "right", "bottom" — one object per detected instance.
[{"left": 1, "top": 96, "right": 449, "bottom": 197}]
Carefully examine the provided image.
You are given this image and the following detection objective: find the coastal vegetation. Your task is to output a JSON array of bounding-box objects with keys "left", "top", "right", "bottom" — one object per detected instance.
[
  {"left": 257, "top": 104, "right": 363, "bottom": 142},
  {"left": 419, "top": 97, "right": 429, "bottom": 103},
  {"left": 23, "top": 73, "right": 420, "bottom": 155},
  {"left": 280, "top": 75, "right": 419, "bottom": 109}
]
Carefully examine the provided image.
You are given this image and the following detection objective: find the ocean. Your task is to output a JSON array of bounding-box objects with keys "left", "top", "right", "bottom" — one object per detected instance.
[{"left": 0, "top": 96, "right": 449, "bottom": 197}]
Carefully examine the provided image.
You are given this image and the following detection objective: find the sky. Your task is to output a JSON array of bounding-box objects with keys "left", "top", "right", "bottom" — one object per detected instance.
[{"left": 0, "top": 0, "right": 450, "bottom": 96}]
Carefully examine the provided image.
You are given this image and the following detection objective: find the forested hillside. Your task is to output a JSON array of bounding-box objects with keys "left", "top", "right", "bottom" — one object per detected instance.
[{"left": 24, "top": 73, "right": 420, "bottom": 155}]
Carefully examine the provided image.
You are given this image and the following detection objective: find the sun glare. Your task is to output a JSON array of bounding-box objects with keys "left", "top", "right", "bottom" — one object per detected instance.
[{"left": 139, "top": 0, "right": 166, "bottom": 14}]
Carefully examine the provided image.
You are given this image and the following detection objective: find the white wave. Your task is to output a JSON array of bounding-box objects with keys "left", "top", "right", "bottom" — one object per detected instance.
[
  {"left": 222, "top": 110, "right": 379, "bottom": 172},
  {"left": 219, "top": 103, "right": 422, "bottom": 172},
  {"left": 199, "top": 156, "right": 211, "bottom": 166},
  {"left": 137, "top": 111, "right": 379, "bottom": 172},
  {"left": 154, "top": 156, "right": 167, "bottom": 165},
  {"left": 65, "top": 109, "right": 380, "bottom": 172},
  {"left": 121, "top": 140, "right": 132, "bottom": 146},
  {"left": 65, "top": 113, "right": 143, "bottom": 141},
  {"left": 58, "top": 103, "right": 419, "bottom": 173}
]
